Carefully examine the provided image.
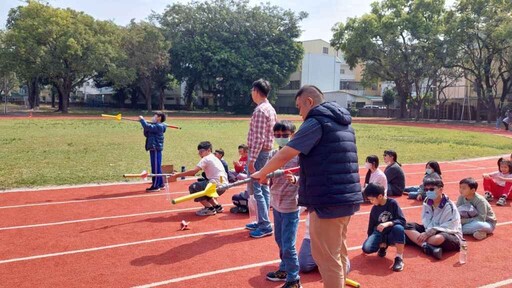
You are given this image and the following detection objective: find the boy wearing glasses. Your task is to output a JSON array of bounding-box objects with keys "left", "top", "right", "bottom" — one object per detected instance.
[
  {"left": 404, "top": 178, "right": 462, "bottom": 259},
  {"left": 265, "top": 120, "right": 302, "bottom": 288},
  {"left": 170, "top": 141, "right": 227, "bottom": 216}
]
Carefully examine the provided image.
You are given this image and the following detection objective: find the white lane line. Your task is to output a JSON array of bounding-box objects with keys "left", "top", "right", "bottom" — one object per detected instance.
[
  {"left": 1, "top": 209, "right": 511, "bottom": 266},
  {"left": 478, "top": 278, "right": 512, "bottom": 288},
  {"left": 0, "top": 205, "right": 442, "bottom": 264},
  {"left": 0, "top": 191, "right": 189, "bottom": 210},
  {"left": 0, "top": 199, "right": 420, "bottom": 231},
  {"left": 0, "top": 206, "right": 220, "bottom": 231},
  {"left": 0, "top": 226, "right": 247, "bottom": 265},
  {"left": 132, "top": 246, "right": 365, "bottom": 288}
]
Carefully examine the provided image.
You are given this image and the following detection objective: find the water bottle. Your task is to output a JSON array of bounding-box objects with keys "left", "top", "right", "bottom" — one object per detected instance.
[
  {"left": 459, "top": 239, "right": 468, "bottom": 264},
  {"left": 181, "top": 166, "right": 185, "bottom": 180}
]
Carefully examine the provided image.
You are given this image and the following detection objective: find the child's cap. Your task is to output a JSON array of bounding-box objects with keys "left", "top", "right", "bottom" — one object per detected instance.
[{"left": 364, "top": 183, "right": 385, "bottom": 198}]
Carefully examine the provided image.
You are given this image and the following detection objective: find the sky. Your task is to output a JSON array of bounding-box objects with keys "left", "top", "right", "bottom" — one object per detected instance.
[
  {"left": 0, "top": 0, "right": 456, "bottom": 41},
  {"left": 0, "top": 0, "right": 386, "bottom": 42}
]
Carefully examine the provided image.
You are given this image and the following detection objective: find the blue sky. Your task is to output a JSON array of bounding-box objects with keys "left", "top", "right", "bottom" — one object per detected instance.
[{"left": 0, "top": 0, "right": 455, "bottom": 41}]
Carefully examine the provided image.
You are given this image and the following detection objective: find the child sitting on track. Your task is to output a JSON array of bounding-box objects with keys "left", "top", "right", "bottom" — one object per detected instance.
[
  {"left": 170, "top": 141, "right": 227, "bottom": 216},
  {"left": 483, "top": 159, "right": 512, "bottom": 206},
  {"left": 263, "top": 120, "right": 301, "bottom": 288},
  {"left": 405, "top": 161, "right": 442, "bottom": 201},
  {"left": 457, "top": 177, "right": 497, "bottom": 240},
  {"left": 363, "top": 155, "right": 388, "bottom": 197},
  {"left": 362, "top": 183, "right": 406, "bottom": 272},
  {"left": 404, "top": 178, "right": 462, "bottom": 260}
]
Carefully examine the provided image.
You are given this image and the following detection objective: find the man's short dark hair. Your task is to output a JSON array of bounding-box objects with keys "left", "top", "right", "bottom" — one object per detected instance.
[
  {"left": 273, "top": 120, "right": 296, "bottom": 133},
  {"left": 155, "top": 111, "right": 166, "bottom": 122},
  {"left": 295, "top": 85, "right": 324, "bottom": 100},
  {"left": 459, "top": 177, "right": 478, "bottom": 190},
  {"left": 214, "top": 148, "right": 224, "bottom": 157},
  {"left": 423, "top": 177, "right": 444, "bottom": 188},
  {"left": 364, "top": 183, "right": 385, "bottom": 198},
  {"left": 198, "top": 141, "right": 212, "bottom": 151},
  {"left": 252, "top": 79, "right": 271, "bottom": 97}
]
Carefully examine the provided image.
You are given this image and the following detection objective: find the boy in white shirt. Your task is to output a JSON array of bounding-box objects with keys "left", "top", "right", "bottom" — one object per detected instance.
[{"left": 171, "top": 141, "right": 228, "bottom": 216}]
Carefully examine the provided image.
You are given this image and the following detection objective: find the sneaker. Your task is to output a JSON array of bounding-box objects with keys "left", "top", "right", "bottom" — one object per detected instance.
[
  {"left": 266, "top": 270, "right": 287, "bottom": 282},
  {"left": 473, "top": 230, "right": 487, "bottom": 240},
  {"left": 377, "top": 247, "right": 387, "bottom": 257},
  {"left": 392, "top": 257, "right": 404, "bottom": 272},
  {"left": 484, "top": 191, "right": 494, "bottom": 202},
  {"left": 281, "top": 279, "right": 302, "bottom": 288},
  {"left": 245, "top": 222, "right": 258, "bottom": 230},
  {"left": 497, "top": 196, "right": 507, "bottom": 206},
  {"left": 146, "top": 186, "right": 160, "bottom": 192},
  {"left": 213, "top": 205, "right": 224, "bottom": 213},
  {"left": 195, "top": 207, "right": 216, "bottom": 216},
  {"left": 250, "top": 228, "right": 273, "bottom": 238},
  {"left": 423, "top": 243, "right": 442, "bottom": 260},
  {"left": 230, "top": 206, "right": 249, "bottom": 214}
]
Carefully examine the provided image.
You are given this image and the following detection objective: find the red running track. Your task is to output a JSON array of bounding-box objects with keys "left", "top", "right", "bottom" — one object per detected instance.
[{"left": 1, "top": 155, "right": 512, "bottom": 288}]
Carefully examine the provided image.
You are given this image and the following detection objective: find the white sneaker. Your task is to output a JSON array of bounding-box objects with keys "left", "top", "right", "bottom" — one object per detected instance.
[
  {"left": 473, "top": 230, "right": 487, "bottom": 240},
  {"left": 496, "top": 196, "right": 507, "bottom": 206},
  {"left": 195, "top": 207, "right": 216, "bottom": 216},
  {"left": 484, "top": 192, "right": 494, "bottom": 202}
]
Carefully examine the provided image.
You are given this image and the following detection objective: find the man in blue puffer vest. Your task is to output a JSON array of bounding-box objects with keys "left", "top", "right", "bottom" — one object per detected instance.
[
  {"left": 139, "top": 112, "right": 167, "bottom": 192},
  {"left": 252, "top": 85, "right": 363, "bottom": 288}
]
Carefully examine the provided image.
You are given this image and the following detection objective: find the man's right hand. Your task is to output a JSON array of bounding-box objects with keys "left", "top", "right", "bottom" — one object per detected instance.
[{"left": 248, "top": 161, "right": 256, "bottom": 174}]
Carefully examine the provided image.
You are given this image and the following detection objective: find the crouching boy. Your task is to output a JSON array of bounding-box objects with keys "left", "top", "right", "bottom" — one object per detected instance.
[{"left": 362, "top": 183, "right": 406, "bottom": 272}]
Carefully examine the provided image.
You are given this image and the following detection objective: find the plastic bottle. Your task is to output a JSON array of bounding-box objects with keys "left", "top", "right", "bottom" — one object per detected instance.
[{"left": 459, "top": 239, "right": 468, "bottom": 264}]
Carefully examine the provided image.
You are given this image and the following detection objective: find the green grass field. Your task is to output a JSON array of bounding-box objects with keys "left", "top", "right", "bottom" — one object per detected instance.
[{"left": 1, "top": 118, "right": 510, "bottom": 189}]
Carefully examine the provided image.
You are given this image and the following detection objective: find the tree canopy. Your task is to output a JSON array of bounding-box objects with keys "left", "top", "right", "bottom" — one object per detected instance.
[{"left": 158, "top": 0, "right": 306, "bottom": 111}]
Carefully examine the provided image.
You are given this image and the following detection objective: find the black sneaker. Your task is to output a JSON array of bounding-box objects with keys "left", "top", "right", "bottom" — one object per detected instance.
[
  {"left": 392, "top": 257, "right": 404, "bottom": 272},
  {"left": 146, "top": 186, "right": 160, "bottom": 192},
  {"left": 230, "top": 206, "right": 249, "bottom": 214},
  {"left": 423, "top": 243, "right": 443, "bottom": 259},
  {"left": 214, "top": 205, "right": 224, "bottom": 213},
  {"left": 281, "top": 279, "right": 302, "bottom": 288},
  {"left": 266, "top": 270, "right": 287, "bottom": 282},
  {"left": 377, "top": 247, "right": 387, "bottom": 257}
]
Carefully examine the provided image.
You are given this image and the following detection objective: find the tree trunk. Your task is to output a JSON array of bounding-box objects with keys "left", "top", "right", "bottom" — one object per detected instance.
[
  {"left": 55, "top": 78, "right": 72, "bottom": 113},
  {"left": 474, "top": 80, "right": 483, "bottom": 123},
  {"left": 184, "top": 80, "right": 196, "bottom": 111},
  {"left": 140, "top": 78, "right": 152, "bottom": 112},
  {"left": 159, "top": 87, "right": 165, "bottom": 111}
]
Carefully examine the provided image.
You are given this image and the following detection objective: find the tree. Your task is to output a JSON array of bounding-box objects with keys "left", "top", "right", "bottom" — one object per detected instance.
[
  {"left": 158, "top": 0, "right": 306, "bottom": 111},
  {"left": 0, "top": 30, "right": 19, "bottom": 105},
  {"left": 123, "top": 21, "right": 170, "bottom": 111},
  {"left": 331, "top": 0, "right": 447, "bottom": 119},
  {"left": 444, "top": 0, "right": 512, "bottom": 122},
  {"left": 5, "top": 1, "right": 121, "bottom": 113},
  {"left": 382, "top": 88, "right": 396, "bottom": 117}
]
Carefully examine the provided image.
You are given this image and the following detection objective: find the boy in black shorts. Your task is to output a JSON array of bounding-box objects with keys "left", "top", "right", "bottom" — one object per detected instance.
[{"left": 404, "top": 178, "right": 462, "bottom": 259}]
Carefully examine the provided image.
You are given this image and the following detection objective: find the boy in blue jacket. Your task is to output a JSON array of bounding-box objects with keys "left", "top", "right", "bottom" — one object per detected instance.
[{"left": 139, "top": 112, "right": 167, "bottom": 192}]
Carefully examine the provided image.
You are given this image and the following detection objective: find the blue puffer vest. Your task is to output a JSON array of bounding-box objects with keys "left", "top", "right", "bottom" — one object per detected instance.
[{"left": 297, "top": 102, "right": 363, "bottom": 208}]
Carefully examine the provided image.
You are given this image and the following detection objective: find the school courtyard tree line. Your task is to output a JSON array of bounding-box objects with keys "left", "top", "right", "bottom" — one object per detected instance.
[
  {"left": 0, "top": 0, "right": 306, "bottom": 113},
  {"left": 1, "top": 0, "right": 512, "bottom": 120},
  {"left": 331, "top": 0, "right": 512, "bottom": 121}
]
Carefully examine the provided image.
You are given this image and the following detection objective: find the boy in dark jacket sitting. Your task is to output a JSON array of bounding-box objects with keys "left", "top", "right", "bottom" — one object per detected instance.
[{"left": 362, "top": 183, "right": 406, "bottom": 272}]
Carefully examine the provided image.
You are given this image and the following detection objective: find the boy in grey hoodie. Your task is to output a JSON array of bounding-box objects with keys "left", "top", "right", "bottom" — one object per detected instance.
[{"left": 404, "top": 178, "right": 462, "bottom": 260}]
